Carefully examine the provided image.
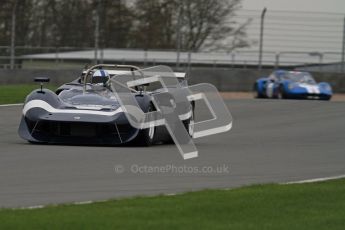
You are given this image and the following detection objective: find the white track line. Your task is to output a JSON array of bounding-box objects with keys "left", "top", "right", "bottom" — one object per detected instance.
[
  {"left": 11, "top": 175, "right": 345, "bottom": 210},
  {"left": 16, "top": 200, "right": 98, "bottom": 210},
  {"left": 284, "top": 174, "right": 345, "bottom": 184},
  {"left": 165, "top": 193, "right": 177, "bottom": 196},
  {"left": 73, "top": 200, "right": 93, "bottom": 205},
  {"left": 18, "top": 205, "right": 45, "bottom": 210},
  {"left": 0, "top": 103, "right": 23, "bottom": 107}
]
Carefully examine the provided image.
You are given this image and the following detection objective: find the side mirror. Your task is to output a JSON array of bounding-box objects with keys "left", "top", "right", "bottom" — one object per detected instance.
[
  {"left": 34, "top": 77, "right": 50, "bottom": 83},
  {"left": 34, "top": 77, "right": 50, "bottom": 92}
]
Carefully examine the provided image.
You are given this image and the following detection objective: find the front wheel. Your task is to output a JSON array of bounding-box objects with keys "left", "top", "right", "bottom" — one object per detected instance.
[
  {"left": 320, "top": 96, "right": 331, "bottom": 101},
  {"left": 183, "top": 109, "right": 195, "bottom": 137},
  {"left": 134, "top": 104, "right": 155, "bottom": 146},
  {"left": 278, "top": 85, "right": 286, "bottom": 99},
  {"left": 254, "top": 83, "right": 264, "bottom": 98}
]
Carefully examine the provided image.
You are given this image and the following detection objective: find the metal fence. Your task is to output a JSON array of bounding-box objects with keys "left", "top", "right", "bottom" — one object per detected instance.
[
  {"left": 1, "top": 9, "right": 345, "bottom": 72},
  {"left": 0, "top": 46, "right": 344, "bottom": 72}
]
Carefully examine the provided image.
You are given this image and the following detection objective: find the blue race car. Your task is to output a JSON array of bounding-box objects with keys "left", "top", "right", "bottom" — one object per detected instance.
[{"left": 254, "top": 70, "right": 332, "bottom": 100}]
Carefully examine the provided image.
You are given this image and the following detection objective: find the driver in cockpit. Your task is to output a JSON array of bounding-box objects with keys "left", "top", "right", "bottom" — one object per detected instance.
[
  {"left": 92, "top": 70, "right": 110, "bottom": 86},
  {"left": 91, "top": 69, "right": 114, "bottom": 98}
]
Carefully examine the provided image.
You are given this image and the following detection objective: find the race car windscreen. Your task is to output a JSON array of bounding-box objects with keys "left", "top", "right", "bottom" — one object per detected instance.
[{"left": 285, "top": 72, "right": 316, "bottom": 84}]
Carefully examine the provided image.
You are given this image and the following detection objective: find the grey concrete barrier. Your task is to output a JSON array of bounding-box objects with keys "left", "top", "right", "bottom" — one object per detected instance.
[
  {"left": 0, "top": 68, "right": 344, "bottom": 93},
  {"left": 0, "top": 69, "right": 80, "bottom": 85},
  {"left": 189, "top": 68, "right": 272, "bottom": 92}
]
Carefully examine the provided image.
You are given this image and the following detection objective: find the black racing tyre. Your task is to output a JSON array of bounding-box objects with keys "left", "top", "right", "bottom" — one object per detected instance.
[
  {"left": 134, "top": 104, "right": 155, "bottom": 146},
  {"left": 254, "top": 83, "right": 264, "bottom": 98},
  {"left": 320, "top": 96, "right": 331, "bottom": 101},
  {"left": 183, "top": 108, "right": 195, "bottom": 137},
  {"left": 278, "top": 85, "right": 286, "bottom": 99},
  {"left": 166, "top": 105, "right": 194, "bottom": 144},
  {"left": 28, "top": 140, "right": 46, "bottom": 144}
]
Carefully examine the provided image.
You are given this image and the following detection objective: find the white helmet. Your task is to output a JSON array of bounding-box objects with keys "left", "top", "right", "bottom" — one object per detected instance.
[{"left": 92, "top": 70, "right": 110, "bottom": 84}]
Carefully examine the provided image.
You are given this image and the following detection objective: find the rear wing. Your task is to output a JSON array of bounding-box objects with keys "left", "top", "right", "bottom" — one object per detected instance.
[{"left": 82, "top": 69, "right": 186, "bottom": 79}]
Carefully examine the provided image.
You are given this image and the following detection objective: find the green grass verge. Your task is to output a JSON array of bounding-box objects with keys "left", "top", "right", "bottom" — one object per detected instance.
[
  {"left": 0, "top": 84, "right": 57, "bottom": 104},
  {"left": 0, "top": 179, "right": 345, "bottom": 230}
]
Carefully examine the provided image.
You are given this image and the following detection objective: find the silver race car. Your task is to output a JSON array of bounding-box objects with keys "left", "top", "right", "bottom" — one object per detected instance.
[{"left": 18, "top": 64, "right": 194, "bottom": 146}]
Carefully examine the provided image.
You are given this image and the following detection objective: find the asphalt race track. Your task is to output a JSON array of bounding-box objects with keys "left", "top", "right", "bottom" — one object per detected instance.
[{"left": 1, "top": 99, "right": 345, "bottom": 208}]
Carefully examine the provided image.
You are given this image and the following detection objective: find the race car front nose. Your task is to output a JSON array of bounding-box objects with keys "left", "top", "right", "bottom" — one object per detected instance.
[
  {"left": 36, "top": 110, "right": 129, "bottom": 124},
  {"left": 22, "top": 99, "right": 129, "bottom": 124}
]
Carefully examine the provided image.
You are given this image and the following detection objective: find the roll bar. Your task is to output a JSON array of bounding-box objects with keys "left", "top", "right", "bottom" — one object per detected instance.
[{"left": 82, "top": 64, "right": 141, "bottom": 93}]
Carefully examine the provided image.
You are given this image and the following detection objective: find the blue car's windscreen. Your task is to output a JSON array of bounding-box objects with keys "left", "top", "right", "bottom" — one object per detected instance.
[{"left": 283, "top": 72, "right": 316, "bottom": 84}]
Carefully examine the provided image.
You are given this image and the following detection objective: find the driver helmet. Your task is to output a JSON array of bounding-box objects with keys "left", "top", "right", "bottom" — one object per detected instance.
[{"left": 92, "top": 69, "right": 110, "bottom": 85}]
